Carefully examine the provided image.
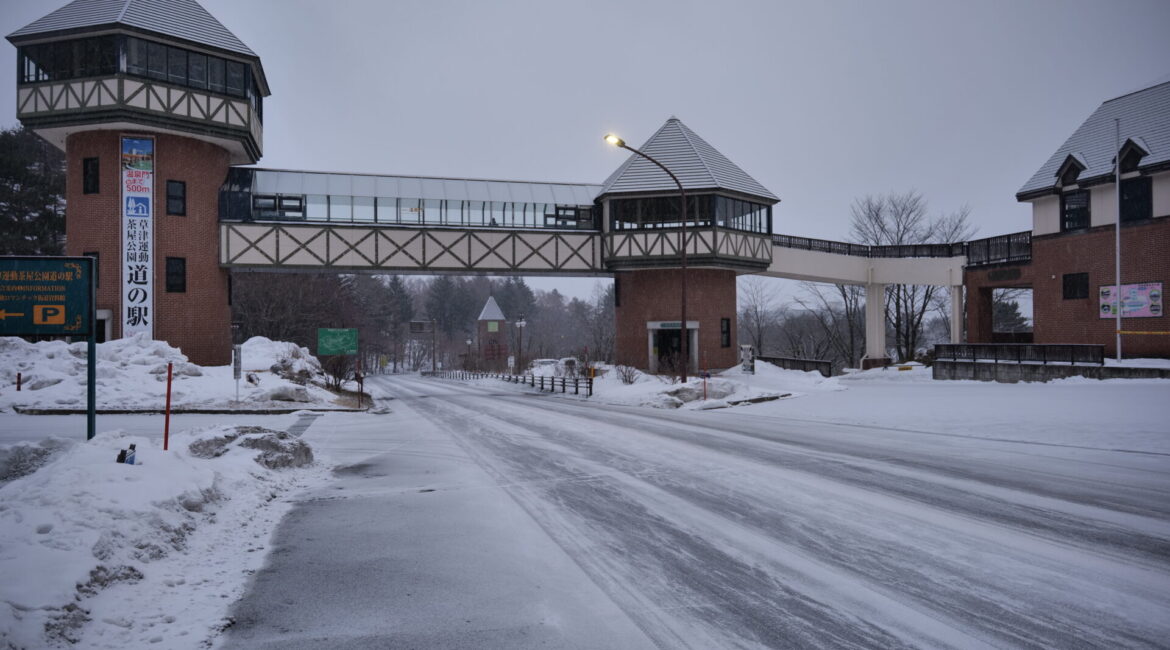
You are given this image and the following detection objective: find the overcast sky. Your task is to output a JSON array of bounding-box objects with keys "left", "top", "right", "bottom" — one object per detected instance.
[{"left": 3, "top": 0, "right": 1169, "bottom": 300}]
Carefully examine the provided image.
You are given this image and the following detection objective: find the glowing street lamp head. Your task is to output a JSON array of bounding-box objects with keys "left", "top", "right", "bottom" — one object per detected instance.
[{"left": 604, "top": 134, "right": 625, "bottom": 148}]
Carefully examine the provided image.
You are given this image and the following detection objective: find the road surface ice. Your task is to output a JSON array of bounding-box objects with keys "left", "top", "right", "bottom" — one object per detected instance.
[{"left": 221, "top": 374, "right": 1170, "bottom": 649}]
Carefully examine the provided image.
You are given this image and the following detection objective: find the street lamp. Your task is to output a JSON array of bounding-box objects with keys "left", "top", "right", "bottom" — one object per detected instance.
[
  {"left": 466, "top": 338, "right": 473, "bottom": 370},
  {"left": 605, "top": 132, "right": 690, "bottom": 382},
  {"left": 515, "top": 316, "right": 526, "bottom": 373}
]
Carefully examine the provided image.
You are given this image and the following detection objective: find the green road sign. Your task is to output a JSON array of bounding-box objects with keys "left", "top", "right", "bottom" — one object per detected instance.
[
  {"left": 318, "top": 328, "right": 358, "bottom": 355},
  {"left": 0, "top": 256, "right": 94, "bottom": 336}
]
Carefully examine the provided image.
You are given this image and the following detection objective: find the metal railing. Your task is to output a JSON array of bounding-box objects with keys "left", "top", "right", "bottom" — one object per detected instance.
[
  {"left": 756, "top": 356, "right": 833, "bottom": 377},
  {"left": 771, "top": 234, "right": 964, "bottom": 259},
  {"left": 934, "top": 343, "right": 1104, "bottom": 366},
  {"left": 964, "top": 231, "right": 1031, "bottom": 266},
  {"left": 438, "top": 371, "right": 593, "bottom": 397},
  {"left": 771, "top": 231, "right": 1032, "bottom": 268}
]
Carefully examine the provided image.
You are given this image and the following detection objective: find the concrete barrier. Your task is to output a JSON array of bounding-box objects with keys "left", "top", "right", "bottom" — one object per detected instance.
[{"left": 933, "top": 360, "right": 1170, "bottom": 383}]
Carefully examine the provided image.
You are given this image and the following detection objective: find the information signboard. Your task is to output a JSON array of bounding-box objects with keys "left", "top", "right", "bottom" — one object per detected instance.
[
  {"left": 0, "top": 256, "right": 96, "bottom": 440},
  {"left": 318, "top": 328, "right": 358, "bottom": 355},
  {"left": 0, "top": 257, "right": 93, "bottom": 336},
  {"left": 1099, "top": 282, "right": 1163, "bottom": 318}
]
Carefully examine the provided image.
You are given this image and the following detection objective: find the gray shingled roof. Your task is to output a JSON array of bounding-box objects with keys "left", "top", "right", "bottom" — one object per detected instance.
[
  {"left": 7, "top": 0, "right": 257, "bottom": 58},
  {"left": 600, "top": 118, "right": 779, "bottom": 203},
  {"left": 1017, "top": 78, "right": 1170, "bottom": 200},
  {"left": 477, "top": 296, "right": 506, "bottom": 322}
]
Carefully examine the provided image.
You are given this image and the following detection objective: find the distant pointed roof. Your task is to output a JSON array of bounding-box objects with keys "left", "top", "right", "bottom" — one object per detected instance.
[
  {"left": 478, "top": 296, "right": 506, "bottom": 321},
  {"left": 600, "top": 118, "right": 778, "bottom": 203},
  {"left": 8, "top": 0, "right": 257, "bottom": 58}
]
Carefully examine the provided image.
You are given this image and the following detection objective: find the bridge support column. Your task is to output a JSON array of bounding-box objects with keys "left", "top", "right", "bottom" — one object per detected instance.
[
  {"left": 862, "top": 283, "right": 891, "bottom": 369},
  {"left": 949, "top": 285, "right": 964, "bottom": 343}
]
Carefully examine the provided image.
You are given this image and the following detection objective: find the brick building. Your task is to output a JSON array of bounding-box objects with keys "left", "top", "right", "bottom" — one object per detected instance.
[
  {"left": 475, "top": 296, "right": 509, "bottom": 372},
  {"left": 8, "top": 0, "right": 268, "bottom": 365},
  {"left": 966, "top": 79, "right": 1170, "bottom": 357}
]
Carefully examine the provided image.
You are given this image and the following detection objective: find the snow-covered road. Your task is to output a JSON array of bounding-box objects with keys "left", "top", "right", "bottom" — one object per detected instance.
[{"left": 223, "top": 374, "right": 1170, "bottom": 649}]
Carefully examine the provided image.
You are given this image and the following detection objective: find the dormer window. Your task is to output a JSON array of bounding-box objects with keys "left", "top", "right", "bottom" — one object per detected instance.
[
  {"left": 1118, "top": 138, "right": 1149, "bottom": 174},
  {"left": 1056, "top": 154, "right": 1086, "bottom": 188}
]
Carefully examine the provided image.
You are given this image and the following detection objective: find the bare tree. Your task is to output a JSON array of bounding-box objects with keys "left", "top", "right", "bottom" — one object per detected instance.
[
  {"left": 737, "top": 276, "right": 782, "bottom": 353},
  {"left": 232, "top": 272, "right": 357, "bottom": 351},
  {"left": 587, "top": 282, "right": 615, "bottom": 362},
  {"left": 850, "top": 191, "right": 974, "bottom": 361},
  {"left": 776, "top": 309, "right": 832, "bottom": 361},
  {"left": 794, "top": 282, "right": 865, "bottom": 370}
]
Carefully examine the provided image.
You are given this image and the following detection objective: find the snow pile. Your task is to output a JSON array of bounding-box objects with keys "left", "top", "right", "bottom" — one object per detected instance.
[
  {"left": 0, "top": 425, "right": 319, "bottom": 648},
  {"left": 0, "top": 437, "right": 76, "bottom": 485},
  {"left": 240, "top": 336, "right": 321, "bottom": 377},
  {"left": 584, "top": 360, "right": 842, "bottom": 410},
  {"left": 0, "top": 335, "right": 344, "bottom": 411},
  {"left": 837, "top": 363, "right": 936, "bottom": 383}
]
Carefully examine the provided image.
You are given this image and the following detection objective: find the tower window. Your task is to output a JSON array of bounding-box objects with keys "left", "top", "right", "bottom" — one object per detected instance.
[
  {"left": 721, "top": 318, "right": 731, "bottom": 347},
  {"left": 208, "top": 57, "right": 225, "bottom": 94},
  {"left": 167, "top": 47, "right": 187, "bottom": 85},
  {"left": 1062, "top": 273, "right": 1088, "bottom": 300},
  {"left": 146, "top": 41, "right": 167, "bottom": 80},
  {"left": 1120, "top": 177, "right": 1152, "bottom": 224},
  {"left": 167, "top": 180, "right": 186, "bottom": 216},
  {"left": 83, "top": 157, "right": 99, "bottom": 194},
  {"left": 188, "top": 53, "right": 207, "bottom": 89},
  {"left": 166, "top": 257, "right": 186, "bottom": 293},
  {"left": 1060, "top": 190, "right": 1090, "bottom": 232}
]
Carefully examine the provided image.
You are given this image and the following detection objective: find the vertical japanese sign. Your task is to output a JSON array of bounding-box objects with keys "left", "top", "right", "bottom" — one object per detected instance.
[{"left": 121, "top": 136, "right": 154, "bottom": 338}]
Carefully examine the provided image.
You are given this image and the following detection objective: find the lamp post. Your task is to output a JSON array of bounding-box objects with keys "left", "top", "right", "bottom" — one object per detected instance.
[
  {"left": 515, "top": 316, "right": 526, "bottom": 373},
  {"left": 465, "top": 338, "right": 473, "bottom": 370},
  {"left": 605, "top": 133, "right": 690, "bottom": 382}
]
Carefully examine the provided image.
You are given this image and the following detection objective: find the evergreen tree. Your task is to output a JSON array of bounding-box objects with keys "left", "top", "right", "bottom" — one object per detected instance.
[
  {"left": 384, "top": 275, "right": 415, "bottom": 371},
  {"left": 993, "top": 299, "right": 1031, "bottom": 333},
  {"left": 0, "top": 126, "right": 65, "bottom": 255},
  {"left": 497, "top": 277, "right": 536, "bottom": 323}
]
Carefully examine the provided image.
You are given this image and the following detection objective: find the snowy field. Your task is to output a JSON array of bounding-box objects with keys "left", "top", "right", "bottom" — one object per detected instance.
[{"left": 1, "top": 338, "right": 1168, "bottom": 648}]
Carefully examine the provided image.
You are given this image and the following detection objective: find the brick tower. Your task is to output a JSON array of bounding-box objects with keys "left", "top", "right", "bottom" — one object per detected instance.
[
  {"left": 475, "top": 296, "right": 510, "bottom": 372},
  {"left": 598, "top": 118, "right": 779, "bottom": 373},
  {"left": 8, "top": 0, "right": 268, "bottom": 364}
]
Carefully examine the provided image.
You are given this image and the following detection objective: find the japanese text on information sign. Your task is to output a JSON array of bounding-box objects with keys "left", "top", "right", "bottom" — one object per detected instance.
[
  {"left": 0, "top": 257, "right": 93, "bottom": 336},
  {"left": 122, "top": 136, "right": 154, "bottom": 338}
]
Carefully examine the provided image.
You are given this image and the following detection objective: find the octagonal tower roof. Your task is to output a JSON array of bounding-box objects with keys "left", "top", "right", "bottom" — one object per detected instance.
[
  {"left": 8, "top": 0, "right": 268, "bottom": 95},
  {"left": 600, "top": 117, "right": 778, "bottom": 204}
]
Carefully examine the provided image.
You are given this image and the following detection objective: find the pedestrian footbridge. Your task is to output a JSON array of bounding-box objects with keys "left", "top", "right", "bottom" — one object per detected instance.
[{"left": 219, "top": 168, "right": 1026, "bottom": 361}]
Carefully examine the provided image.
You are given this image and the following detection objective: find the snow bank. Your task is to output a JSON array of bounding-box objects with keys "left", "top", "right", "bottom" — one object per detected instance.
[
  {"left": 239, "top": 336, "right": 320, "bottom": 376},
  {"left": 0, "top": 425, "right": 320, "bottom": 648},
  {"left": 0, "top": 335, "right": 342, "bottom": 411},
  {"left": 584, "top": 360, "right": 843, "bottom": 410}
]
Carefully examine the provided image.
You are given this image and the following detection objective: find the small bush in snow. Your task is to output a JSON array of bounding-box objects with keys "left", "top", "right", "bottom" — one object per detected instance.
[{"left": 616, "top": 365, "right": 640, "bottom": 385}]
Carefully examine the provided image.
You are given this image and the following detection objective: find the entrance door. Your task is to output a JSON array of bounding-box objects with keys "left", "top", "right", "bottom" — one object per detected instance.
[{"left": 654, "top": 328, "right": 683, "bottom": 373}]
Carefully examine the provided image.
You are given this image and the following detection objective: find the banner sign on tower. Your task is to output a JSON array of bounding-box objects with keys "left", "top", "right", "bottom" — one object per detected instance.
[{"left": 121, "top": 136, "right": 154, "bottom": 338}]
